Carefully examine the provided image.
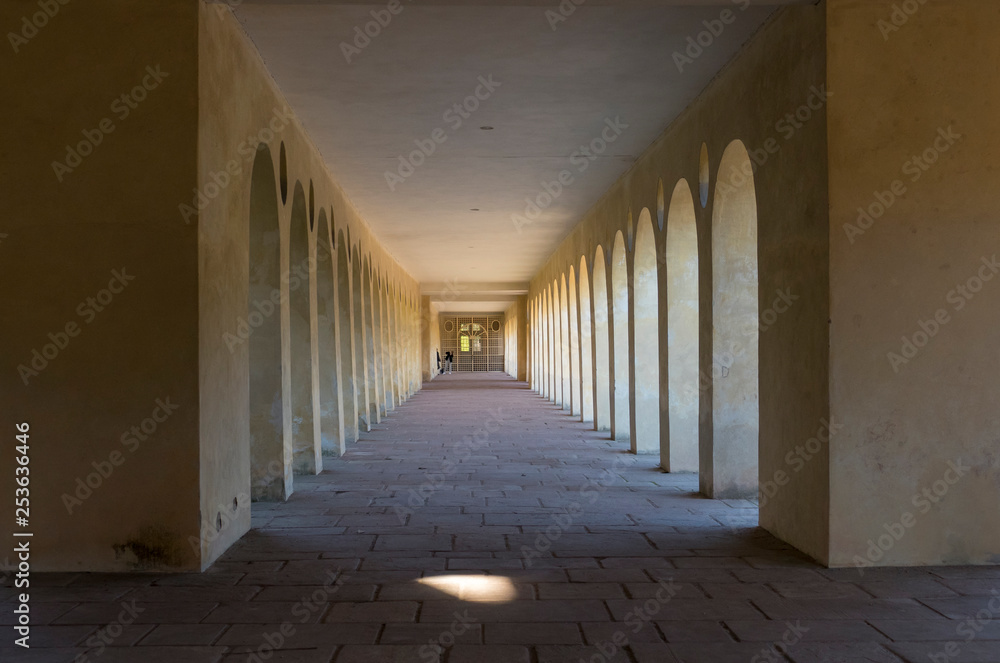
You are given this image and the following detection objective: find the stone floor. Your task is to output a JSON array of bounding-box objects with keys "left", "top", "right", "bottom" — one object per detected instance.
[{"left": 6, "top": 373, "right": 1000, "bottom": 662}]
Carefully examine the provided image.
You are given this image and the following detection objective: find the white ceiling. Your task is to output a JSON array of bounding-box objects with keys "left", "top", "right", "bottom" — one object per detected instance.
[{"left": 233, "top": 1, "right": 796, "bottom": 309}]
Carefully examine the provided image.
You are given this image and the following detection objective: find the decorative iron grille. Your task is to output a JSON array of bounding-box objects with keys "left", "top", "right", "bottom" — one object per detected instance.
[{"left": 440, "top": 315, "right": 505, "bottom": 372}]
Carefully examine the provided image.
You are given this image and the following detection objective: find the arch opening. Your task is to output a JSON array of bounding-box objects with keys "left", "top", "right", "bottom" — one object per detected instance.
[
  {"left": 337, "top": 231, "right": 359, "bottom": 444},
  {"left": 632, "top": 209, "right": 659, "bottom": 455},
  {"left": 568, "top": 267, "right": 581, "bottom": 417},
  {"left": 248, "top": 145, "right": 289, "bottom": 501},
  {"left": 289, "top": 182, "right": 319, "bottom": 475},
  {"left": 352, "top": 249, "right": 372, "bottom": 432},
  {"left": 709, "top": 140, "right": 760, "bottom": 499},
  {"left": 363, "top": 258, "right": 381, "bottom": 422},
  {"left": 592, "top": 246, "right": 611, "bottom": 433},
  {"left": 578, "top": 256, "right": 594, "bottom": 424},
  {"left": 665, "top": 180, "right": 700, "bottom": 473},
  {"left": 559, "top": 275, "right": 571, "bottom": 411},
  {"left": 611, "top": 231, "right": 630, "bottom": 444},
  {"left": 315, "top": 211, "right": 344, "bottom": 457}
]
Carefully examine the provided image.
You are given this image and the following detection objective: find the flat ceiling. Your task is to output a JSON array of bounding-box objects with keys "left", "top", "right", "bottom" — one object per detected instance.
[{"left": 233, "top": 1, "right": 791, "bottom": 308}]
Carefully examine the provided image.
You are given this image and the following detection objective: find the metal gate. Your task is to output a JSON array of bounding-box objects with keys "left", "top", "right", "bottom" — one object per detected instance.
[{"left": 441, "top": 315, "right": 504, "bottom": 372}]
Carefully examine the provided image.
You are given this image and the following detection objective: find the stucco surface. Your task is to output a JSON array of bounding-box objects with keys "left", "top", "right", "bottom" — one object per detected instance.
[{"left": 827, "top": 0, "right": 1000, "bottom": 567}]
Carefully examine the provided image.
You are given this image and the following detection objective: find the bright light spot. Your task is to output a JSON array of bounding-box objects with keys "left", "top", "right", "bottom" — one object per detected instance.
[{"left": 417, "top": 574, "right": 517, "bottom": 603}]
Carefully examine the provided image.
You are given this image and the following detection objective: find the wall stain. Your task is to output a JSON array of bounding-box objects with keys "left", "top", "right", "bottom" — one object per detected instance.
[{"left": 112, "top": 526, "right": 183, "bottom": 570}]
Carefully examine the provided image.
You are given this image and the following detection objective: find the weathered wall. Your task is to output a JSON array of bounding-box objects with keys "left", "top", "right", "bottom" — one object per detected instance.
[
  {"left": 827, "top": 0, "right": 1000, "bottom": 567},
  {"left": 0, "top": 0, "right": 420, "bottom": 572},
  {"left": 197, "top": 4, "right": 420, "bottom": 569},
  {"left": 527, "top": 5, "right": 831, "bottom": 562},
  {"left": 0, "top": 0, "right": 201, "bottom": 570}
]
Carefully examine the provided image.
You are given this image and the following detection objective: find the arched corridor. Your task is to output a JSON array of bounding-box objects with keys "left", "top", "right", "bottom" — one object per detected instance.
[
  {"left": 248, "top": 144, "right": 288, "bottom": 501},
  {"left": 709, "top": 140, "right": 760, "bottom": 500},
  {"left": 611, "top": 231, "right": 631, "bottom": 444},
  {"left": 664, "top": 180, "right": 700, "bottom": 474},
  {"left": 10, "top": 2, "right": 999, "bottom": 661}
]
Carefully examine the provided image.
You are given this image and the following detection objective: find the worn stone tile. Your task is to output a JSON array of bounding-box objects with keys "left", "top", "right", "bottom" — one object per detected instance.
[
  {"left": 254, "top": 584, "right": 376, "bottom": 602},
  {"left": 629, "top": 642, "right": 682, "bottom": 662},
  {"left": 0, "top": 647, "right": 88, "bottom": 662},
  {"left": 54, "top": 602, "right": 215, "bottom": 625},
  {"left": 203, "top": 601, "right": 327, "bottom": 624},
  {"left": 788, "top": 642, "right": 906, "bottom": 663},
  {"left": 656, "top": 620, "right": 733, "bottom": 643},
  {"left": 420, "top": 599, "right": 611, "bottom": 623},
  {"left": 768, "top": 581, "right": 871, "bottom": 599},
  {"left": 921, "top": 596, "right": 1000, "bottom": 620},
  {"left": 86, "top": 646, "right": 228, "bottom": 662},
  {"left": 536, "top": 644, "right": 632, "bottom": 662},
  {"left": 448, "top": 644, "right": 531, "bottom": 663},
  {"left": 537, "top": 582, "right": 625, "bottom": 599},
  {"left": 581, "top": 621, "right": 665, "bottom": 644},
  {"left": 860, "top": 578, "right": 959, "bottom": 598},
  {"left": 137, "top": 624, "right": 228, "bottom": 645},
  {"left": 3, "top": 624, "right": 93, "bottom": 648},
  {"left": 608, "top": 597, "right": 761, "bottom": 621},
  {"left": 726, "top": 619, "right": 886, "bottom": 642},
  {"left": 219, "top": 648, "right": 337, "bottom": 663},
  {"left": 379, "top": 622, "right": 482, "bottom": 645},
  {"left": 485, "top": 622, "right": 582, "bottom": 644},
  {"left": 216, "top": 622, "right": 380, "bottom": 647},
  {"left": 870, "top": 619, "right": 1000, "bottom": 641},
  {"left": 751, "top": 596, "right": 944, "bottom": 621},
  {"left": 335, "top": 645, "right": 439, "bottom": 662},
  {"left": 669, "top": 641, "right": 786, "bottom": 663},
  {"left": 323, "top": 601, "right": 419, "bottom": 622}
]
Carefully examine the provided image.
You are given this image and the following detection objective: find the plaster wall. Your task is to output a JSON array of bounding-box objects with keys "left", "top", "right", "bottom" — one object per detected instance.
[
  {"left": 827, "top": 0, "right": 1000, "bottom": 566},
  {"left": 0, "top": 0, "right": 201, "bottom": 571}
]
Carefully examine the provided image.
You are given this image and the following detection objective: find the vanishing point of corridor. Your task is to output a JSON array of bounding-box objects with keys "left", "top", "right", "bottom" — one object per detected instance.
[{"left": 10, "top": 374, "right": 997, "bottom": 663}]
